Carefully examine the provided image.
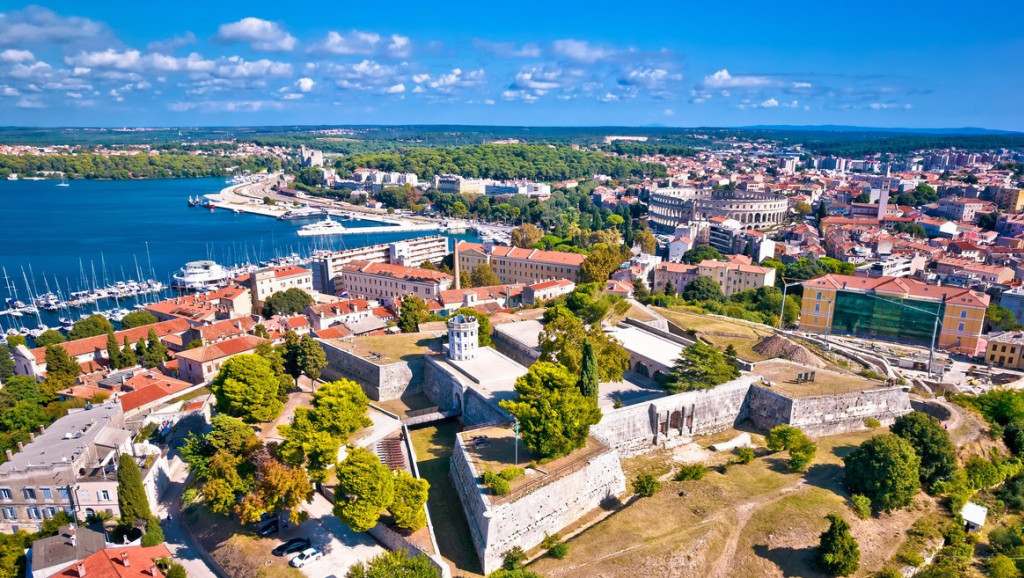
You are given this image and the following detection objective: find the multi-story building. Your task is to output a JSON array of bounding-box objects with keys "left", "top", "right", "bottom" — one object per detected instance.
[
  {"left": 339, "top": 261, "right": 453, "bottom": 305},
  {"left": 936, "top": 197, "right": 986, "bottom": 223},
  {"left": 1000, "top": 287, "right": 1024, "bottom": 326},
  {"left": 697, "top": 258, "right": 777, "bottom": 297},
  {"left": 985, "top": 331, "right": 1024, "bottom": 369},
  {"left": 235, "top": 265, "right": 314, "bottom": 312},
  {"left": 706, "top": 218, "right": 776, "bottom": 262},
  {"left": 432, "top": 174, "right": 486, "bottom": 195},
  {"left": 652, "top": 262, "right": 699, "bottom": 293},
  {"left": 456, "top": 242, "right": 585, "bottom": 285},
  {"left": 854, "top": 254, "right": 927, "bottom": 278},
  {"left": 799, "top": 274, "right": 989, "bottom": 355},
  {"left": 299, "top": 145, "right": 324, "bottom": 168},
  {"left": 310, "top": 236, "right": 449, "bottom": 294},
  {"left": 523, "top": 279, "right": 576, "bottom": 305},
  {"left": 145, "top": 285, "right": 252, "bottom": 322},
  {"left": 994, "top": 187, "right": 1024, "bottom": 213},
  {"left": 175, "top": 335, "right": 267, "bottom": 384},
  {"left": 304, "top": 299, "right": 373, "bottom": 331},
  {"left": 0, "top": 403, "right": 141, "bottom": 533}
]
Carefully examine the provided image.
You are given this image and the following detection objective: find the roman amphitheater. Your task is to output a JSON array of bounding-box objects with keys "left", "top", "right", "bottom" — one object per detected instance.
[{"left": 648, "top": 187, "right": 789, "bottom": 231}]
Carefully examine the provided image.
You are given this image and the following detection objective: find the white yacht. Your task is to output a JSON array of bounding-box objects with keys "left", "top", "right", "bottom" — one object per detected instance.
[
  {"left": 172, "top": 260, "right": 233, "bottom": 290},
  {"left": 297, "top": 216, "right": 346, "bottom": 237}
]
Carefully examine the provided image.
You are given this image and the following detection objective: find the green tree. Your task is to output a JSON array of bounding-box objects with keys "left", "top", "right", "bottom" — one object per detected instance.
[
  {"left": 398, "top": 296, "right": 430, "bottom": 333},
  {"left": 681, "top": 276, "right": 725, "bottom": 302},
  {"left": 237, "top": 457, "right": 313, "bottom": 525},
  {"left": 890, "top": 412, "right": 957, "bottom": 493},
  {"left": 579, "top": 244, "right": 625, "bottom": 283},
  {"left": 68, "top": 314, "right": 113, "bottom": 340},
  {"left": 346, "top": 551, "right": 440, "bottom": 578},
  {"left": 636, "top": 228, "right": 657, "bottom": 255},
  {"left": 262, "top": 288, "right": 314, "bottom": 318},
  {"left": 470, "top": 264, "right": 501, "bottom": 287},
  {"left": 766, "top": 425, "right": 817, "bottom": 472},
  {"left": 391, "top": 469, "right": 429, "bottom": 531},
  {"left": 965, "top": 457, "right": 1001, "bottom": 490},
  {"left": 663, "top": 279, "right": 676, "bottom": 297},
  {"left": 577, "top": 339, "right": 600, "bottom": 399},
  {"left": 510, "top": 224, "right": 543, "bottom": 248},
  {"left": 538, "top": 311, "right": 629, "bottom": 382},
  {"left": 296, "top": 335, "right": 327, "bottom": 386},
  {"left": 844, "top": 434, "right": 921, "bottom": 513},
  {"left": 663, "top": 341, "right": 739, "bottom": 393},
  {"left": 499, "top": 362, "right": 602, "bottom": 459},
  {"left": 141, "top": 329, "right": 168, "bottom": 368},
  {"left": 334, "top": 446, "right": 395, "bottom": 532},
  {"left": 816, "top": 514, "right": 860, "bottom": 576},
  {"left": 987, "top": 304, "right": 1024, "bottom": 332},
  {"left": 277, "top": 408, "right": 342, "bottom": 483},
  {"left": 44, "top": 345, "right": 80, "bottom": 387},
  {"left": 210, "top": 354, "right": 284, "bottom": 422},
  {"left": 311, "top": 379, "right": 372, "bottom": 438},
  {"left": 120, "top": 310, "right": 158, "bottom": 329},
  {"left": 681, "top": 245, "right": 722, "bottom": 265},
  {"left": 0, "top": 344, "right": 14, "bottom": 381},
  {"left": 632, "top": 277, "right": 650, "bottom": 301},
  {"left": 447, "top": 308, "right": 492, "bottom": 347},
  {"left": 117, "top": 453, "right": 152, "bottom": 525},
  {"left": 106, "top": 331, "right": 132, "bottom": 369},
  {"left": 986, "top": 554, "right": 1020, "bottom": 578},
  {"left": 33, "top": 330, "right": 65, "bottom": 347},
  {"left": 5, "top": 335, "right": 25, "bottom": 349}
]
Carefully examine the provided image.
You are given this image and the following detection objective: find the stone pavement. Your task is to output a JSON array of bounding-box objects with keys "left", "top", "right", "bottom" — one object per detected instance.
[
  {"left": 155, "top": 456, "right": 221, "bottom": 578},
  {"left": 292, "top": 492, "right": 385, "bottom": 578}
]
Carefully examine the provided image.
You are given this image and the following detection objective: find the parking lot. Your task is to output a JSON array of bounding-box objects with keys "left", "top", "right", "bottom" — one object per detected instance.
[{"left": 279, "top": 492, "right": 385, "bottom": 577}]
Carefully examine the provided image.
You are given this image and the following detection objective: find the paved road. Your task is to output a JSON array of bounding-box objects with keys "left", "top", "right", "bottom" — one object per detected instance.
[
  {"left": 155, "top": 457, "right": 220, "bottom": 578},
  {"left": 289, "top": 492, "right": 385, "bottom": 578}
]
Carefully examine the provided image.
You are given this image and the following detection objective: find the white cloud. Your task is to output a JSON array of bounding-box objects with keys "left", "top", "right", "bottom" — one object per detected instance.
[
  {"left": 664, "top": 108, "right": 675, "bottom": 116},
  {"left": 168, "top": 99, "right": 285, "bottom": 113},
  {"left": 426, "top": 68, "right": 485, "bottom": 93},
  {"left": 0, "top": 6, "right": 108, "bottom": 47},
  {"left": 384, "top": 83, "right": 405, "bottom": 94},
  {"left": 217, "top": 18, "right": 296, "bottom": 52},
  {"left": 760, "top": 98, "right": 779, "bottom": 107},
  {"left": 1, "top": 86, "right": 19, "bottom": 96},
  {"left": 473, "top": 40, "right": 541, "bottom": 58},
  {"left": 147, "top": 32, "right": 197, "bottom": 53},
  {"left": 553, "top": 39, "right": 611, "bottom": 63},
  {"left": 387, "top": 35, "right": 411, "bottom": 58},
  {"left": 16, "top": 97, "right": 44, "bottom": 108},
  {"left": 282, "top": 93, "right": 303, "bottom": 100},
  {"left": 9, "top": 61, "right": 51, "bottom": 79},
  {"left": 295, "top": 77, "right": 315, "bottom": 92},
  {"left": 501, "top": 89, "right": 538, "bottom": 103},
  {"left": 314, "top": 30, "right": 381, "bottom": 55},
  {"left": 0, "top": 49, "right": 34, "bottom": 63},
  {"left": 702, "top": 69, "right": 773, "bottom": 89},
  {"left": 65, "top": 50, "right": 216, "bottom": 74},
  {"left": 600, "top": 92, "right": 618, "bottom": 102},
  {"left": 214, "top": 56, "right": 292, "bottom": 79}
]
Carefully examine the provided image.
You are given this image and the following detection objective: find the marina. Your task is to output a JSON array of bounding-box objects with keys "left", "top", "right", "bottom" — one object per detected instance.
[{"left": 0, "top": 177, "right": 483, "bottom": 339}]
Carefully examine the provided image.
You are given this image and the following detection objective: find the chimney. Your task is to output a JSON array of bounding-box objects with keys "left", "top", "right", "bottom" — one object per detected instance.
[
  {"left": 38, "top": 425, "right": 44, "bottom": 434},
  {"left": 4, "top": 450, "right": 11, "bottom": 461},
  {"left": 69, "top": 527, "right": 77, "bottom": 547},
  {"left": 16, "top": 442, "right": 23, "bottom": 451},
  {"left": 120, "top": 551, "right": 130, "bottom": 567},
  {"left": 76, "top": 563, "right": 86, "bottom": 577}
]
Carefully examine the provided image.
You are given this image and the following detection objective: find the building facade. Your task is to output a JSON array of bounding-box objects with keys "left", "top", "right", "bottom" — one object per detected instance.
[
  {"left": 799, "top": 274, "right": 989, "bottom": 355},
  {"left": 339, "top": 261, "right": 453, "bottom": 305},
  {"left": 986, "top": 332, "right": 1024, "bottom": 369},
  {"left": 456, "top": 242, "right": 585, "bottom": 285},
  {"left": 238, "top": 265, "right": 314, "bottom": 311},
  {"left": 310, "top": 236, "right": 449, "bottom": 294},
  {"left": 697, "top": 259, "right": 777, "bottom": 297}
]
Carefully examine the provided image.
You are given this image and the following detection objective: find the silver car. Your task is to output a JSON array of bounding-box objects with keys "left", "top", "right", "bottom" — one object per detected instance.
[{"left": 289, "top": 547, "right": 323, "bottom": 568}]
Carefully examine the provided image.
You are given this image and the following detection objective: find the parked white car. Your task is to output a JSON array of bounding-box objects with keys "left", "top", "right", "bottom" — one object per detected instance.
[{"left": 289, "top": 547, "right": 323, "bottom": 568}]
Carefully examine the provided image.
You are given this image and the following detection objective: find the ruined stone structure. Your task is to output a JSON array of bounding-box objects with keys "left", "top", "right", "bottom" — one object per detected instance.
[
  {"left": 746, "top": 385, "right": 912, "bottom": 437},
  {"left": 648, "top": 187, "right": 788, "bottom": 232}
]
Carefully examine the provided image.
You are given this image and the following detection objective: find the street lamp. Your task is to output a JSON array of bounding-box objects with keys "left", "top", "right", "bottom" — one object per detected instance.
[{"left": 778, "top": 280, "right": 803, "bottom": 330}]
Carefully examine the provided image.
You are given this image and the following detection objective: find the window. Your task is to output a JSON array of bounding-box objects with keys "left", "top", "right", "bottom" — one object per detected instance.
[
  {"left": 80, "top": 490, "right": 89, "bottom": 501},
  {"left": 814, "top": 303, "right": 821, "bottom": 313},
  {"left": 0, "top": 489, "right": 10, "bottom": 501},
  {"left": 98, "top": 490, "right": 111, "bottom": 502},
  {"left": 2, "top": 508, "right": 15, "bottom": 520},
  {"left": 960, "top": 310, "right": 967, "bottom": 319},
  {"left": 43, "top": 508, "right": 56, "bottom": 519},
  {"left": 40, "top": 488, "right": 52, "bottom": 501},
  {"left": 958, "top": 322, "right": 966, "bottom": 332},
  {"left": 57, "top": 488, "right": 69, "bottom": 501},
  {"left": 22, "top": 489, "right": 35, "bottom": 501},
  {"left": 26, "top": 507, "right": 40, "bottom": 520}
]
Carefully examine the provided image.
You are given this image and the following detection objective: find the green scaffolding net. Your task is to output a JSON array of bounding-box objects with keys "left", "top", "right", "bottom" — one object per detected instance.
[{"left": 830, "top": 291, "right": 944, "bottom": 345}]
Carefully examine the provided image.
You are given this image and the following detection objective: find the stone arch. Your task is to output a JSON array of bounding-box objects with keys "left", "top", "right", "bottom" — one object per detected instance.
[
  {"left": 635, "top": 361, "right": 650, "bottom": 377},
  {"left": 653, "top": 369, "right": 667, "bottom": 383},
  {"left": 453, "top": 387, "right": 463, "bottom": 413},
  {"left": 669, "top": 410, "right": 683, "bottom": 431}
]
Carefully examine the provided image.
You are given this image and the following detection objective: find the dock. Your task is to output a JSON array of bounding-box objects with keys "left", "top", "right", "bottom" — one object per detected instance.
[{"left": 297, "top": 224, "right": 444, "bottom": 237}]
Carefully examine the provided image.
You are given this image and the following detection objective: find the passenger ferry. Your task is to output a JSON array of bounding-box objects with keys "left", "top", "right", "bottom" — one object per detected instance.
[{"left": 172, "top": 260, "right": 233, "bottom": 290}]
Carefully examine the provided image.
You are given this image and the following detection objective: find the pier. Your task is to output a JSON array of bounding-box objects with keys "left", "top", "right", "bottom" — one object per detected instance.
[{"left": 297, "top": 223, "right": 445, "bottom": 237}]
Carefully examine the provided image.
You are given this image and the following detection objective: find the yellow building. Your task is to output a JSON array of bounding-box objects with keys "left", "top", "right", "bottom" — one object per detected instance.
[
  {"left": 800, "top": 274, "right": 989, "bottom": 356},
  {"left": 456, "top": 242, "right": 585, "bottom": 285},
  {"left": 697, "top": 259, "right": 776, "bottom": 297},
  {"left": 995, "top": 187, "right": 1024, "bottom": 213},
  {"left": 986, "top": 331, "right": 1024, "bottom": 369}
]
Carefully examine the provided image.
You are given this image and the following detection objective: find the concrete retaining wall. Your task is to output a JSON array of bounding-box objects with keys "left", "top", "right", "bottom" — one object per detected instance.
[
  {"left": 367, "top": 523, "right": 450, "bottom": 578},
  {"left": 451, "top": 435, "right": 626, "bottom": 574},
  {"left": 744, "top": 385, "right": 795, "bottom": 432},
  {"left": 422, "top": 355, "right": 461, "bottom": 411},
  {"left": 463, "top": 388, "right": 513, "bottom": 427},
  {"left": 491, "top": 328, "right": 541, "bottom": 367},
  {"left": 320, "top": 339, "right": 423, "bottom": 401}
]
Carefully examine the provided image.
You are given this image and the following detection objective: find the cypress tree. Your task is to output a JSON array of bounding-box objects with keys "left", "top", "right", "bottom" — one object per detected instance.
[
  {"left": 121, "top": 338, "right": 135, "bottom": 368},
  {"left": 816, "top": 514, "right": 860, "bottom": 576},
  {"left": 117, "top": 453, "right": 152, "bottom": 525},
  {"left": 578, "top": 340, "right": 600, "bottom": 399},
  {"left": 664, "top": 280, "right": 676, "bottom": 296},
  {"left": 105, "top": 331, "right": 123, "bottom": 369}
]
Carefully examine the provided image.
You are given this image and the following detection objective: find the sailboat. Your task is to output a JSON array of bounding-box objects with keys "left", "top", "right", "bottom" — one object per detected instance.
[{"left": 56, "top": 175, "right": 70, "bottom": 187}]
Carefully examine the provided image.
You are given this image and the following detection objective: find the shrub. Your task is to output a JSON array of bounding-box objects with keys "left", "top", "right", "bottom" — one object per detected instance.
[
  {"left": 502, "top": 546, "right": 527, "bottom": 571},
  {"left": 633, "top": 474, "right": 660, "bottom": 498},
  {"left": 612, "top": 397, "right": 623, "bottom": 409},
  {"left": 489, "top": 476, "right": 510, "bottom": 496},
  {"left": 864, "top": 418, "right": 881, "bottom": 428},
  {"left": 674, "top": 463, "right": 707, "bottom": 481},
  {"left": 965, "top": 457, "right": 1001, "bottom": 490},
  {"left": 986, "top": 554, "right": 1020, "bottom": 578},
  {"left": 897, "top": 551, "right": 924, "bottom": 567},
  {"left": 499, "top": 467, "right": 525, "bottom": 481},
  {"left": 548, "top": 542, "right": 569, "bottom": 559},
  {"left": 850, "top": 494, "right": 872, "bottom": 520},
  {"left": 816, "top": 514, "right": 860, "bottom": 576},
  {"left": 735, "top": 447, "right": 755, "bottom": 464}
]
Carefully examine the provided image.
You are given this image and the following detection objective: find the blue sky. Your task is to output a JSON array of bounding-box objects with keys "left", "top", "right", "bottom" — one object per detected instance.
[{"left": 0, "top": 1, "right": 1021, "bottom": 129}]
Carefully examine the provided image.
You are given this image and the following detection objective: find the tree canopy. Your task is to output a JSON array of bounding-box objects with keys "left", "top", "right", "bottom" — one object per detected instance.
[
  {"left": 844, "top": 434, "right": 921, "bottom": 513},
  {"left": 120, "top": 310, "right": 158, "bottom": 329},
  {"left": 766, "top": 425, "right": 817, "bottom": 472},
  {"left": 447, "top": 308, "right": 492, "bottom": 347},
  {"left": 681, "top": 245, "right": 722, "bottom": 264},
  {"left": 511, "top": 224, "right": 543, "bottom": 248},
  {"left": 334, "top": 446, "right": 396, "bottom": 532},
  {"left": 33, "top": 330, "right": 65, "bottom": 348},
  {"left": 210, "top": 354, "right": 285, "bottom": 423},
  {"left": 262, "top": 288, "right": 314, "bottom": 318},
  {"left": 345, "top": 550, "right": 440, "bottom": 578},
  {"left": 681, "top": 277, "right": 725, "bottom": 302},
  {"left": 68, "top": 314, "right": 113, "bottom": 340},
  {"left": 538, "top": 309, "right": 629, "bottom": 382},
  {"left": 469, "top": 264, "right": 501, "bottom": 288},
  {"left": 662, "top": 341, "right": 739, "bottom": 393},
  {"left": 398, "top": 296, "right": 430, "bottom": 333},
  {"left": 579, "top": 244, "right": 626, "bottom": 283},
  {"left": 816, "top": 514, "right": 860, "bottom": 576},
  {"left": 890, "top": 411, "right": 957, "bottom": 493},
  {"left": 499, "top": 362, "right": 602, "bottom": 460}
]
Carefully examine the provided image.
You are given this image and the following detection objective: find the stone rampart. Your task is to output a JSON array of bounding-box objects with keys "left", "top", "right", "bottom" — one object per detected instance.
[
  {"left": 786, "top": 387, "right": 912, "bottom": 436},
  {"left": 422, "top": 355, "right": 461, "bottom": 411},
  {"left": 319, "top": 339, "right": 423, "bottom": 401},
  {"left": 491, "top": 326, "right": 541, "bottom": 367}
]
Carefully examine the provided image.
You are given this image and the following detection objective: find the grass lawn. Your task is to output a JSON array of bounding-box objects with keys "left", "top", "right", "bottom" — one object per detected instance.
[
  {"left": 345, "top": 333, "right": 441, "bottom": 363},
  {"left": 409, "top": 420, "right": 485, "bottom": 577},
  {"left": 529, "top": 429, "right": 932, "bottom": 578},
  {"left": 167, "top": 386, "right": 212, "bottom": 406},
  {"left": 183, "top": 503, "right": 303, "bottom": 578},
  {"left": 653, "top": 306, "right": 774, "bottom": 361}
]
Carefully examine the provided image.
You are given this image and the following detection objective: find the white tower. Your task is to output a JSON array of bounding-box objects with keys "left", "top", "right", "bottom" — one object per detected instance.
[{"left": 447, "top": 314, "right": 479, "bottom": 361}]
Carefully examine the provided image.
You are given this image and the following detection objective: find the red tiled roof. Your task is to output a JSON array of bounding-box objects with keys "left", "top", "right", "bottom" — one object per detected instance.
[
  {"left": 54, "top": 545, "right": 172, "bottom": 578},
  {"left": 31, "top": 319, "right": 191, "bottom": 365},
  {"left": 803, "top": 274, "right": 990, "bottom": 308},
  {"left": 174, "top": 335, "right": 266, "bottom": 364},
  {"left": 456, "top": 242, "right": 586, "bottom": 266},
  {"left": 342, "top": 261, "right": 453, "bottom": 283},
  {"left": 313, "top": 326, "right": 351, "bottom": 339},
  {"left": 529, "top": 279, "right": 574, "bottom": 290},
  {"left": 118, "top": 371, "right": 192, "bottom": 412}
]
